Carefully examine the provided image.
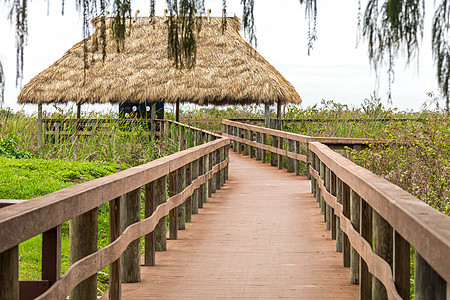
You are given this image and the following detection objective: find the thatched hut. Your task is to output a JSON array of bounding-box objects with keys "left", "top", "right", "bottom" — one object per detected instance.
[{"left": 18, "top": 15, "right": 301, "bottom": 125}]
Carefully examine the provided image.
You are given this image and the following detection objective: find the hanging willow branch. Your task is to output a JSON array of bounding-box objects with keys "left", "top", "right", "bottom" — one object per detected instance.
[
  {"left": 0, "top": 60, "right": 5, "bottom": 105},
  {"left": 362, "top": 0, "right": 425, "bottom": 102},
  {"left": 241, "top": 0, "right": 257, "bottom": 48},
  {"left": 432, "top": 0, "right": 450, "bottom": 106},
  {"left": 299, "top": 0, "right": 317, "bottom": 55},
  {"left": 8, "top": 0, "right": 27, "bottom": 87}
]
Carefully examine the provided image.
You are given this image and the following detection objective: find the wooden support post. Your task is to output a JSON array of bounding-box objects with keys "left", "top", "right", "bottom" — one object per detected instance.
[
  {"left": 264, "top": 103, "right": 270, "bottom": 127},
  {"left": 210, "top": 152, "right": 216, "bottom": 194},
  {"left": 76, "top": 103, "right": 81, "bottom": 119},
  {"left": 237, "top": 128, "right": 242, "bottom": 154},
  {"left": 177, "top": 166, "right": 186, "bottom": 230},
  {"left": 270, "top": 119, "right": 277, "bottom": 167},
  {"left": 144, "top": 182, "right": 156, "bottom": 266},
  {"left": 243, "top": 129, "right": 249, "bottom": 156},
  {"left": 360, "top": 199, "right": 372, "bottom": 299},
  {"left": 224, "top": 145, "right": 229, "bottom": 181},
  {"left": 277, "top": 137, "right": 283, "bottom": 169},
  {"left": 154, "top": 176, "right": 167, "bottom": 251},
  {"left": 287, "top": 139, "right": 295, "bottom": 173},
  {"left": 372, "top": 210, "right": 393, "bottom": 299},
  {"left": 330, "top": 172, "right": 337, "bottom": 240},
  {"left": 319, "top": 161, "right": 325, "bottom": 218},
  {"left": 262, "top": 133, "right": 267, "bottom": 163},
  {"left": 109, "top": 197, "right": 121, "bottom": 300},
  {"left": 37, "top": 104, "right": 42, "bottom": 150},
  {"left": 256, "top": 132, "right": 262, "bottom": 160},
  {"left": 121, "top": 189, "right": 141, "bottom": 283},
  {"left": 249, "top": 130, "right": 254, "bottom": 158},
  {"left": 394, "top": 231, "right": 410, "bottom": 300},
  {"left": 169, "top": 171, "right": 178, "bottom": 240},
  {"left": 198, "top": 156, "right": 204, "bottom": 208},
  {"left": 215, "top": 149, "right": 221, "bottom": 190},
  {"left": 335, "top": 177, "right": 343, "bottom": 252},
  {"left": 185, "top": 163, "right": 193, "bottom": 223},
  {"left": 192, "top": 159, "right": 199, "bottom": 214},
  {"left": 42, "top": 225, "right": 61, "bottom": 286},
  {"left": 207, "top": 152, "right": 212, "bottom": 199},
  {"left": 325, "top": 167, "right": 331, "bottom": 231},
  {"left": 233, "top": 127, "right": 238, "bottom": 152},
  {"left": 70, "top": 208, "right": 98, "bottom": 299},
  {"left": 415, "top": 252, "right": 446, "bottom": 300},
  {"left": 0, "top": 246, "right": 19, "bottom": 300},
  {"left": 350, "top": 188, "right": 360, "bottom": 283},
  {"left": 176, "top": 100, "right": 180, "bottom": 122},
  {"left": 295, "top": 141, "right": 300, "bottom": 176},
  {"left": 220, "top": 147, "right": 225, "bottom": 187},
  {"left": 276, "top": 101, "right": 282, "bottom": 130},
  {"left": 342, "top": 181, "right": 350, "bottom": 266}
]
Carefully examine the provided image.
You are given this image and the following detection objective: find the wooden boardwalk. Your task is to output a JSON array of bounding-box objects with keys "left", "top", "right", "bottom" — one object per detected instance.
[{"left": 119, "top": 152, "right": 358, "bottom": 299}]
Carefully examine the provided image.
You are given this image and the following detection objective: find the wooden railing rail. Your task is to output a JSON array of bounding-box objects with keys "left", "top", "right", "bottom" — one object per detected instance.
[
  {"left": 309, "top": 142, "right": 450, "bottom": 299},
  {"left": 222, "top": 119, "right": 450, "bottom": 300},
  {"left": 0, "top": 122, "right": 230, "bottom": 300}
]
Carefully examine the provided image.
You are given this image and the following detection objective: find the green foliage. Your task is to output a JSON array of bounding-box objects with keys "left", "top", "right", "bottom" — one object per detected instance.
[
  {"left": 0, "top": 134, "right": 34, "bottom": 159},
  {"left": 0, "top": 157, "right": 127, "bottom": 199}
]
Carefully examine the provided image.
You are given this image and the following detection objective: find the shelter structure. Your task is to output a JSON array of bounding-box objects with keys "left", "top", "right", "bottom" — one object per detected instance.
[{"left": 18, "top": 13, "right": 301, "bottom": 141}]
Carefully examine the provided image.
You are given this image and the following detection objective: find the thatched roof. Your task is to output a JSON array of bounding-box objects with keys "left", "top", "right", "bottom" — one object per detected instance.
[{"left": 18, "top": 16, "right": 301, "bottom": 105}]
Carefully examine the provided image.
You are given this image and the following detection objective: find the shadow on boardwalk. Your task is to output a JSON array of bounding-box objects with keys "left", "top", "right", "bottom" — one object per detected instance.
[{"left": 116, "top": 152, "right": 358, "bottom": 299}]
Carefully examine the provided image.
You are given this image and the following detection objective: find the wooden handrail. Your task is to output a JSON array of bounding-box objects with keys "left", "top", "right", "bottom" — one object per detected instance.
[
  {"left": 0, "top": 121, "right": 230, "bottom": 299},
  {"left": 223, "top": 119, "right": 450, "bottom": 299},
  {"left": 309, "top": 142, "right": 450, "bottom": 285}
]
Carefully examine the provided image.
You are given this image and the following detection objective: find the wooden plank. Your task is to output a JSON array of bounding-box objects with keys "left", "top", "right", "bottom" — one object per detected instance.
[
  {"left": 42, "top": 226, "right": 61, "bottom": 286},
  {"left": 191, "top": 160, "right": 199, "bottom": 215},
  {"left": 120, "top": 152, "right": 358, "bottom": 299},
  {"left": 109, "top": 197, "right": 121, "bottom": 300},
  {"left": 169, "top": 171, "right": 178, "bottom": 240},
  {"left": 394, "top": 231, "right": 410, "bottom": 300},
  {"left": 121, "top": 189, "right": 141, "bottom": 283},
  {"left": 0, "top": 246, "right": 19, "bottom": 300},
  {"left": 144, "top": 183, "right": 156, "bottom": 266},
  {"left": 69, "top": 208, "right": 98, "bottom": 299},
  {"left": 415, "top": 252, "right": 446, "bottom": 300},
  {"left": 359, "top": 199, "right": 372, "bottom": 300}
]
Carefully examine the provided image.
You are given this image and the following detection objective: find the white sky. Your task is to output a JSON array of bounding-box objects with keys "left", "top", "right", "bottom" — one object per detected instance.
[{"left": 0, "top": 0, "right": 441, "bottom": 114}]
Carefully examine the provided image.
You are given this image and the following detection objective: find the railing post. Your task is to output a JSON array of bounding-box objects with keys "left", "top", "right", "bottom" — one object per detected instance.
[
  {"left": 372, "top": 210, "right": 393, "bottom": 299},
  {"left": 237, "top": 128, "right": 242, "bottom": 153},
  {"left": 220, "top": 147, "right": 225, "bottom": 187},
  {"left": 198, "top": 156, "right": 205, "bottom": 208},
  {"left": 342, "top": 180, "right": 350, "bottom": 266},
  {"left": 169, "top": 171, "right": 178, "bottom": 240},
  {"left": 177, "top": 166, "right": 187, "bottom": 230},
  {"left": 310, "top": 150, "right": 316, "bottom": 195},
  {"left": 262, "top": 133, "right": 267, "bottom": 163},
  {"left": 109, "top": 196, "right": 121, "bottom": 300},
  {"left": 233, "top": 127, "right": 238, "bottom": 152},
  {"left": 295, "top": 141, "right": 300, "bottom": 176},
  {"left": 243, "top": 129, "right": 249, "bottom": 156},
  {"left": 121, "top": 189, "right": 141, "bottom": 283},
  {"left": 215, "top": 149, "right": 221, "bottom": 190},
  {"left": 330, "top": 171, "right": 337, "bottom": 240},
  {"left": 277, "top": 137, "right": 283, "bottom": 169},
  {"left": 256, "top": 132, "right": 262, "bottom": 160},
  {"left": 415, "top": 252, "right": 446, "bottom": 299},
  {"left": 42, "top": 225, "right": 61, "bottom": 286},
  {"left": 70, "top": 208, "right": 98, "bottom": 299},
  {"left": 207, "top": 152, "right": 212, "bottom": 199},
  {"left": 325, "top": 166, "right": 331, "bottom": 230},
  {"left": 270, "top": 119, "right": 277, "bottom": 167},
  {"left": 0, "top": 246, "right": 19, "bottom": 300},
  {"left": 350, "top": 188, "right": 360, "bottom": 284},
  {"left": 144, "top": 182, "right": 156, "bottom": 266},
  {"left": 224, "top": 145, "right": 229, "bottom": 181},
  {"left": 287, "top": 139, "right": 295, "bottom": 173},
  {"left": 319, "top": 161, "right": 326, "bottom": 219},
  {"left": 249, "top": 130, "right": 254, "bottom": 158},
  {"left": 394, "top": 231, "right": 410, "bottom": 299},
  {"left": 192, "top": 159, "right": 199, "bottom": 215},
  {"left": 186, "top": 163, "right": 193, "bottom": 223},
  {"left": 360, "top": 199, "right": 373, "bottom": 299}
]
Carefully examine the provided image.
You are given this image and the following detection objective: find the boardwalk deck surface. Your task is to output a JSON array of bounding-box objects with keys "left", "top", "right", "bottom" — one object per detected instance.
[{"left": 119, "top": 152, "right": 358, "bottom": 299}]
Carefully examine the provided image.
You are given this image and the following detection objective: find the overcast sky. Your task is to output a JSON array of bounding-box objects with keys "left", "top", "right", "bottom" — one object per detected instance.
[{"left": 0, "top": 0, "right": 441, "bottom": 114}]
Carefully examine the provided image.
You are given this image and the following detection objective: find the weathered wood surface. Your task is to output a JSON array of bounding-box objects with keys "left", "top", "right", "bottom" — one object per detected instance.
[{"left": 118, "top": 153, "right": 357, "bottom": 299}]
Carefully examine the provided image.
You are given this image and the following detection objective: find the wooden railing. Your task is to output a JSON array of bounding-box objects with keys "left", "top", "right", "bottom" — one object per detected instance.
[
  {"left": 222, "top": 119, "right": 450, "bottom": 300},
  {"left": 0, "top": 122, "right": 230, "bottom": 300}
]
